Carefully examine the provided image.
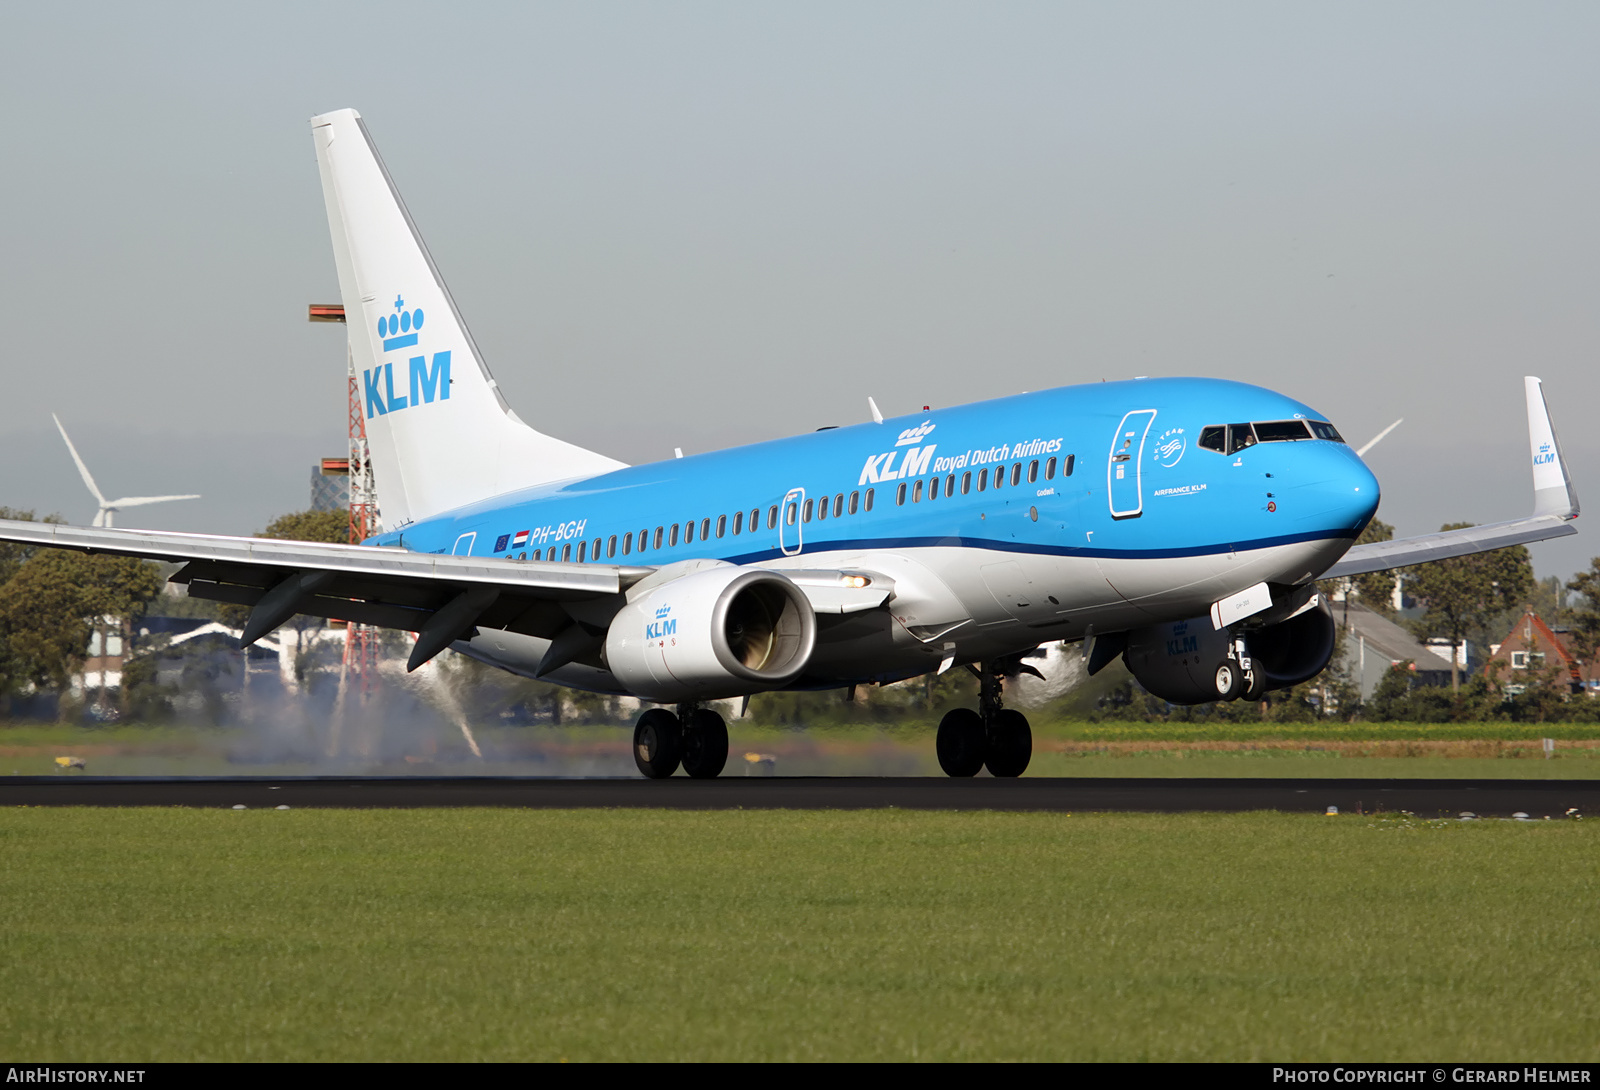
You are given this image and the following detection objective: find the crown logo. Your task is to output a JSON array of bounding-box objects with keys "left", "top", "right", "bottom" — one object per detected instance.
[
  {"left": 655, "top": 604, "right": 672, "bottom": 618},
  {"left": 377, "top": 295, "right": 425, "bottom": 352},
  {"left": 895, "top": 420, "right": 936, "bottom": 447}
]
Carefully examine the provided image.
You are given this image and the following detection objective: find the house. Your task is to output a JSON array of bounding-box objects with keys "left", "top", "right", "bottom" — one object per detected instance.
[
  {"left": 1333, "top": 601, "right": 1455, "bottom": 700},
  {"left": 1483, "top": 612, "right": 1596, "bottom": 697}
]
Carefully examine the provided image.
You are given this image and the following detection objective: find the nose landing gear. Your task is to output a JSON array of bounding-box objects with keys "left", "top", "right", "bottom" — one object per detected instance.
[{"left": 935, "top": 661, "right": 1033, "bottom": 778}]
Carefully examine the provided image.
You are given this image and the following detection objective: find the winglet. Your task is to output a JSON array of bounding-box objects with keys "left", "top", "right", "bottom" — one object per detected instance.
[{"left": 1525, "top": 377, "right": 1579, "bottom": 520}]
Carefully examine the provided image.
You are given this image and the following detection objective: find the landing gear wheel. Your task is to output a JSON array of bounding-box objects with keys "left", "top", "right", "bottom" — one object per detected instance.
[
  {"left": 681, "top": 708, "right": 729, "bottom": 779},
  {"left": 1241, "top": 666, "right": 1270, "bottom": 702},
  {"left": 985, "top": 708, "right": 1032, "bottom": 778},
  {"left": 633, "top": 709, "right": 682, "bottom": 779},
  {"left": 937, "top": 708, "right": 987, "bottom": 777},
  {"left": 1214, "top": 660, "right": 1243, "bottom": 701}
]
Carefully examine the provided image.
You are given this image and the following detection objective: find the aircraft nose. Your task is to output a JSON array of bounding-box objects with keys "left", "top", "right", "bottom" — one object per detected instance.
[{"left": 1286, "top": 443, "right": 1380, "bottom": 534}]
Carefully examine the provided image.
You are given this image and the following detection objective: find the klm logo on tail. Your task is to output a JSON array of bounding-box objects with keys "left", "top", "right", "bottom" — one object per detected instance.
[{"left": 364, "top": 295, "right": 452, "bottom": 418}]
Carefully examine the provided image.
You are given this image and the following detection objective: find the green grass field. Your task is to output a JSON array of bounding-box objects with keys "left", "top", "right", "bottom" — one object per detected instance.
[
  {"left": 7, "top": 719, "right": 1600, "bottom": 778},
  {"left": 1, "top": 808, "right": 1594, "bottom": 1061}
]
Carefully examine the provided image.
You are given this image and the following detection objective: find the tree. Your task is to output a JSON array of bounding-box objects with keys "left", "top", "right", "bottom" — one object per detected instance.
[
  {"left": 0, "top": 546, "right": 164, "bottom": 714},
  {"left": 260, "top": 509, "right": 348, "bottom": 544},
  {"left": 1349, "top": 518, "right": 1397, "bottom": 618},
  {"left": 1404, "top": 524, "right": 1533, "bottom": 690},
  {"left": 1565, "top": 558, "right": 1600, "bottom": 663}
]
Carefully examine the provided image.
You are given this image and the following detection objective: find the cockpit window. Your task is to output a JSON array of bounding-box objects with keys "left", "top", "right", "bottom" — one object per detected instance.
[
  {"left": 1254, "top": 420, "right": 1311, "bottom": 443},
  {"left": 1198, "top": 418, "right": 1345, "bottom": 454}
]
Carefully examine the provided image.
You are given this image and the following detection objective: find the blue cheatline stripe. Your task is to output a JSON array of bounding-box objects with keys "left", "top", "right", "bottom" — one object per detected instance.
[
  {"left": 382, "top": 333, "right": 418, "bottom": 352},
  {"left": 602, "top": 527, "right": 1359, "bottom": 568}
]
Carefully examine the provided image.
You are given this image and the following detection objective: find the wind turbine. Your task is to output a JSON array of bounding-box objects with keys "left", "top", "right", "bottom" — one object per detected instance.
[
  {"left": 1356, "top": 418, "right": 1404, "bottom": 458},
  {"left": 52, "top": 414, "right": 200, "bottom": 527}
]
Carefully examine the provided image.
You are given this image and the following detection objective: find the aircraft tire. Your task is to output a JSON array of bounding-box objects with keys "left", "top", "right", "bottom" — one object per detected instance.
[
  {"left": 1241, "top": 666, "right": 1270, "bottom": 702},
  {"left": 681, "top": 708, "right": 729, "bottom": 779},
  {"left": 937, "top": 708, "right": 987, "bottom": 777},
  {"left": 1213, "top": 660, "right": 1243, "bottom": 702},
  {"left": 633, "top": 709, "right": 683, "bottom": 779},
  {"left": 985, "top": 709, "right": 1032, "bottom": 778}
]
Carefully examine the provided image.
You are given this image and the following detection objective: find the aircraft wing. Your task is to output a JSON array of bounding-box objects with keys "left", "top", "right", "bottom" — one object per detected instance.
[
  {"left": 1323, "top": 376, "right": 1579, "bottom": 579},
  {"left": 0, "top": 517, "right": 656, "bottom": 669}
]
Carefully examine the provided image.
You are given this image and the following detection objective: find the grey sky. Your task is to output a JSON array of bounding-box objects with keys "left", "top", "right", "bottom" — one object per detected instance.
[{"left": 2, "top": 2, "right": 1596, "bottom": 580}]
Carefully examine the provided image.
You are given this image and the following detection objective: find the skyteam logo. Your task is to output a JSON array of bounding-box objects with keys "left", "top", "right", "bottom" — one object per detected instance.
[
  {"left": 364, "top": 294, "right": 452, "bottom": 419},
  {"left": 1534, "top": 442, "right": 1556, "bottom": 467},
  {"left": 645, "top": 605, "right": 676, "bottom": 642},
  {"left": 1152, "top": 427, "right": 1186, "bottom": 468}
]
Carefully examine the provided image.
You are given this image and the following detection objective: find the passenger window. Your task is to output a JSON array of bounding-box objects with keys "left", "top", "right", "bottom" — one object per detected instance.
[
  {"left": 622, "top": 533, "right": 632, "bottom": 556},
  {"left": 770, "top": 506, "right": 781, "bottom": 530},
  {"left": 1198, "top": 425, "right": 1227, "bottom": 454},
  {"left": 833, "top": 493, "right": 844, "bottom": 517},
  {"left": 607, "top": 535, "right": 617, "bottom": 559},
  {"left": 562, "top": 543, "right": 572, "bottom": 562},
  {"left": 927, "top": 476, "right": 939, "bottom": 501},
  {"left": 532, "top": 549, "right": 542, "bottom": 561},
  {"left": 593, "top": 538, "right": 602, "bottom": 561},
  {"left": 977, "top": 469, "right": 988, "bottom": 492},
  {"left": 685, "top": 520, "right": 695, "bottom": 544},
  {"left": 946, "top": 473, "right": 956, "bottom": 496},
  {"left": 1064, "top": 454, "right": 1076, "bottom": 476},
  {"left": 578, "top": 541, "right": 587, "bottom": 563},
  {"left": 785, "top": 502, "right": 797, "bottom": 527},
  {"left": 848, "top": 491, "right": 859, "bottom": 515},
  {"left": 1011, "top": 463, "right": 1022, "bottom": 486},
  {"left": 817, "top": 497, "right": 828, "bottom": 521},
  {"left": 912, "top": 479, "right": 923, "bottom": 503},
  {"left": 896, "top": 482, "right": 907, "bottom": 505},
  {"left": 803, "top": 499, "right": 814, "bottom": 522},
  {"left": 669, "top": 524, "right": 680, "bottom": 547},
  {"left": 733, "top": 510, "right": 744, "bottom": 535},
  {"left": 701, "top": 517, "right": 711, "bottom": 540},
  {"left": 1045, "top": 456, "right": 1056, "bottom": 479},
  {"left": 864, "top": 488, "right": 875, "bottom": 512},
  {"left": 961, "top": 471, "right": 971, "bottom": 494},
  {"left": 1028, "top": 460, "right": 1039, "bottom": 483},
  {"left": 716, "top": 515, "right": 726, "bottom": 538},
  {"left": 993, "top": 466, "right": 1004, "bottom": 490},
  {"left": 750, "top": 508, "right": 760, "bottom": 532},
  {"left": 653, "top": 526, "right": 663, "bottom": 549}
]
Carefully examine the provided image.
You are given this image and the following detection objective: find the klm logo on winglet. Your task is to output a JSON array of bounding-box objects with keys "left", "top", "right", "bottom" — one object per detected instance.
[
  {"left": 364, "top": 295, "right": 451, "bottom": 418},
  {"left": 1534, "top": 442, "right": 1556, "bottom": 466}
]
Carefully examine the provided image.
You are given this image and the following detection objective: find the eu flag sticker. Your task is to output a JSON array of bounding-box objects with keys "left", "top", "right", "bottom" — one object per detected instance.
[{"left": 493, "top": 534, "right": 511, "bottom": 553}]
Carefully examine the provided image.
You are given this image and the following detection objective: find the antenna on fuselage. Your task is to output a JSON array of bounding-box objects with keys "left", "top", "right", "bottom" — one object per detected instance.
[
  {"left": 868, "top": 397, "right": 884, "bottom": 424},
  {"left": 1356, "top": 418, "right": 1404, "bottom": 457}
]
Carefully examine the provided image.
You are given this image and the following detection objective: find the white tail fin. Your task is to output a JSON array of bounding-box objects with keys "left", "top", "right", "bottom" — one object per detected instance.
[{"left": 311, "top": 108, "right": 624, "bottom": 530}]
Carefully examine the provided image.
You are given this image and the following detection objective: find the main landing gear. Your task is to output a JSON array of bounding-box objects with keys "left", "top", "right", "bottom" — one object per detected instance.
[
  {"left": 633, "top": 704, "right": 730, "bottom": 779},
  {"left": 936, "top": 661, "right": 1032, "bottom": 778}
]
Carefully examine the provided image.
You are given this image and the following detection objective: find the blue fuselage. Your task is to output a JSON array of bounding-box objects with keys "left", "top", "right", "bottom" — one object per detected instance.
[{"left": 375, "top": 377, "right": 1378, "bottom": 575}]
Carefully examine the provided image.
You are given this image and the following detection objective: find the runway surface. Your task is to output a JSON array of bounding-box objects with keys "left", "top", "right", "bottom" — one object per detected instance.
[{"left": 3, "top": 776, "right": 1595, "bottom": 815}]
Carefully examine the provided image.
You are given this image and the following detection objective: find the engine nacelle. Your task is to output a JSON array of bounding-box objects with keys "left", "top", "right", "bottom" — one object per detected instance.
[
  {"left": 1122, "top": 595, "right": 1338, "bottom": 704},
  {"left": 1122, "top": 617, "right": 1239, "bottom": 704},
  {"left": 1242, "top": 596, "right": 1336, "bottom": 690},
  {"left": 604, "top": 566, "right": 817, "bottom": 703}
]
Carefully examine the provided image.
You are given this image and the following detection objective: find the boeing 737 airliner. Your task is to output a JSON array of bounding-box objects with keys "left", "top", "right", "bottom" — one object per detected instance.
[{"left": 0, "top": 109, "right": 1579, "bottom": 778}]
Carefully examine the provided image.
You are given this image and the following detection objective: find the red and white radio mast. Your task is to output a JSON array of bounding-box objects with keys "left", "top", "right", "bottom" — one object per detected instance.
[{"left": 309, "top": 304, "right": 379, "bottom": 701}]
